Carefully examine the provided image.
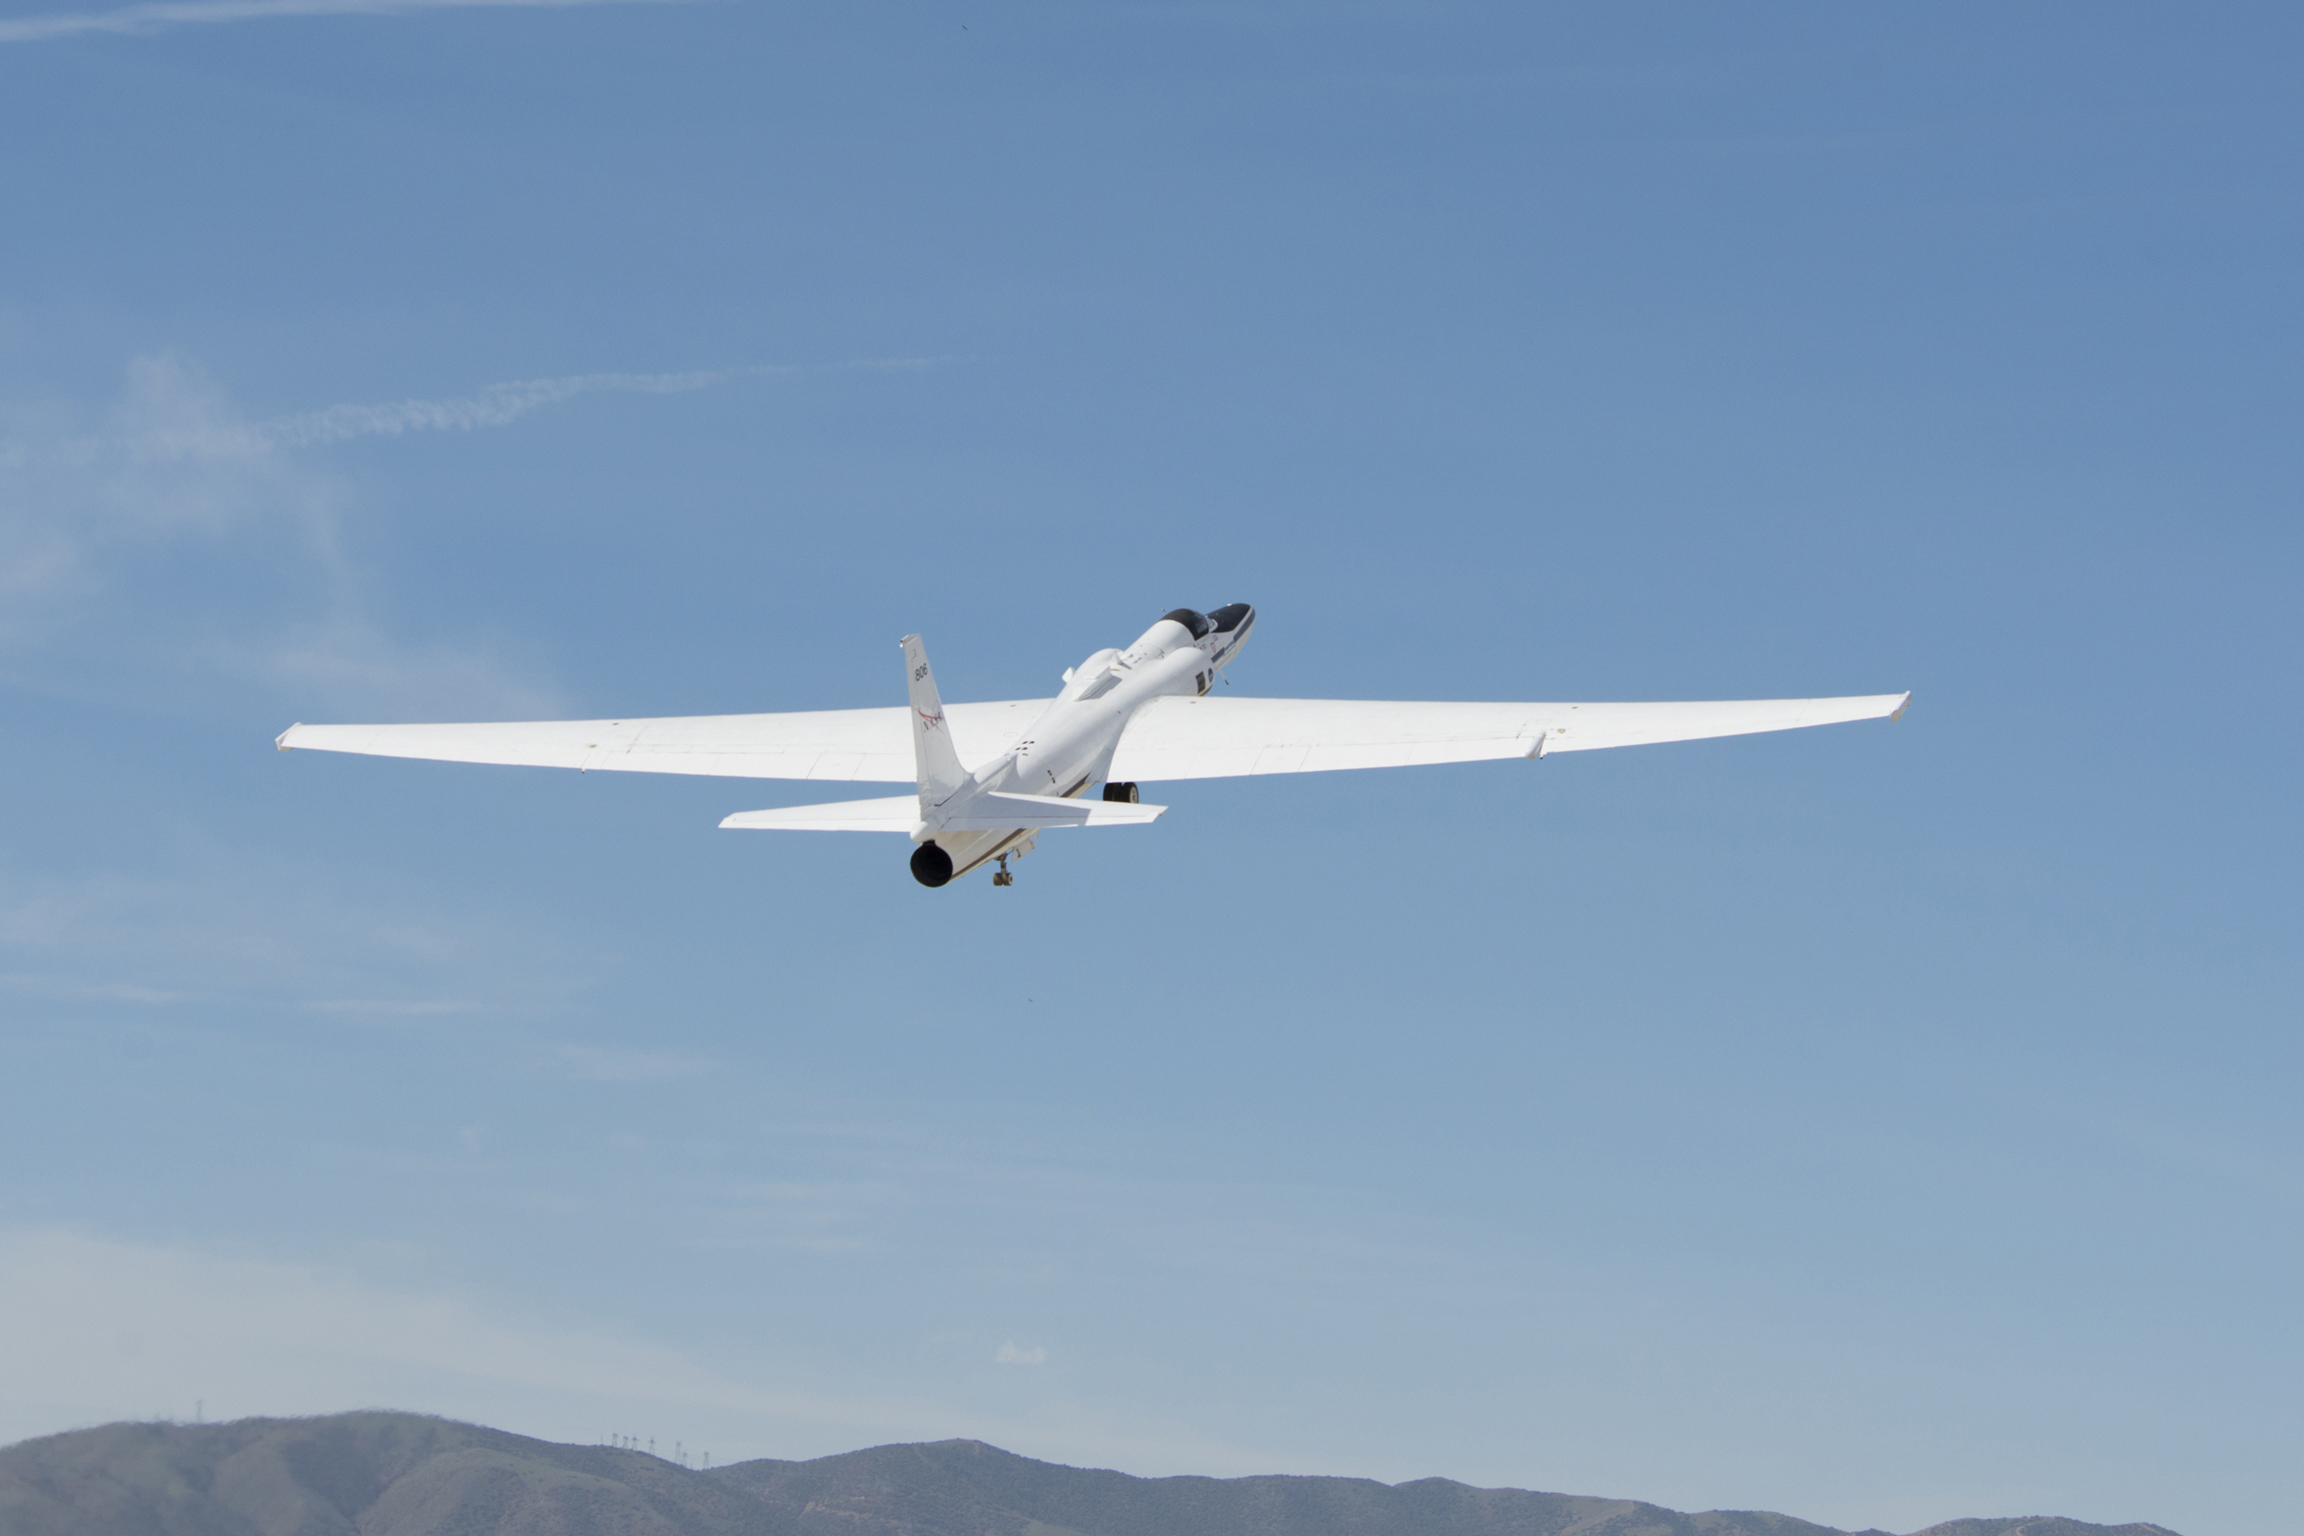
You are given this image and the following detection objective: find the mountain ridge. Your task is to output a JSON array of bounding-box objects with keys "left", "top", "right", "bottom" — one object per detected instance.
[{"left": 0, "top": 1412, "right": 2180, "bottom": 1536}]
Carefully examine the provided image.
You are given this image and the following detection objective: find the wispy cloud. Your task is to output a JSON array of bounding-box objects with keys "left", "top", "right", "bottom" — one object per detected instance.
[
  {"left": 0, "top": 859, "right": 591, "bottom": 1023},
  {"left": 994, "top": 1341, "right": 1047, "bottom": 1366},
  {"left": 0, "top": 346, "right": 926, "bottom": 710},
  {"left": 0, "top": 353, "right": 863, "bottom": 713},
  {"left": 21, "top": 361, "right": 800, "bottom": 470},
  {"left": 262, "top": 366, "right": 779, "bottom": 447},
  {"left": 8, "top": 356, "right": 932, "bottom": 474},
  {"left": 560, "top": 1043, "right": 714, "bottom": 1082},
  {"left": 2, "top": 354, "right": 330, "bottom": 612},
  {"left": 2, "top": 974, "right": 179, "bottom": 1004},
  {"left": 0, "top": 0, "right": 694, "bottom": 47},
  {"left": 694, "top": 1178, "right": 925, "bottom": 1258}
]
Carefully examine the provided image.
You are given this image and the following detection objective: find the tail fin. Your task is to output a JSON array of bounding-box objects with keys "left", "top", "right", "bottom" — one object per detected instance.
[{"left": 900, "top": 634, "right": 968, "bottom": 808}]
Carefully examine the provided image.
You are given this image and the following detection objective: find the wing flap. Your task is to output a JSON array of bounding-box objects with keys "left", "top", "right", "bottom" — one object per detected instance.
[{"left": 1107, "top": 692, "right": 1909, "bottom": 781}]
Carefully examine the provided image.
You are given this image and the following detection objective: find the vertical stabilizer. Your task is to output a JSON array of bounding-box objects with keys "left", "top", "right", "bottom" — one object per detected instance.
[{"left": 900, "top": 634, "right": 969, "bottom": 808}]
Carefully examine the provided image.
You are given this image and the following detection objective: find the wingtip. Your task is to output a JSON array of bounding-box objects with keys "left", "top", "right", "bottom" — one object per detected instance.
[
  {"left": 275, "top": 723, "right": 302, "bottom": 751},
  {"left": 1890, "top": 691, "right": 1913, "bottom": 722}
]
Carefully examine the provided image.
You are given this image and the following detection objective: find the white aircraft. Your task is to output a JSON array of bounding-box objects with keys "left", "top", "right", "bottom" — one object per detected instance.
[{"left": 277, "top": 604, "right": 1909, "bottom": 888}]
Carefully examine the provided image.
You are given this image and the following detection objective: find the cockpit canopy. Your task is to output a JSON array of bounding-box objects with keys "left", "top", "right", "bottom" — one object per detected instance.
[
  {"left": 1159, "top": 608, "right": 1213, "bottom": 640},
  {"left": 1123, "top": 603, "right": 1253, "bottom": 667}
]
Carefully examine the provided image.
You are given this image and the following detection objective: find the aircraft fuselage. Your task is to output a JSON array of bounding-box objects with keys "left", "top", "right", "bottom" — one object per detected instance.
[{"left": 911, "top": 604, "right": 1253, "bottom": 885}]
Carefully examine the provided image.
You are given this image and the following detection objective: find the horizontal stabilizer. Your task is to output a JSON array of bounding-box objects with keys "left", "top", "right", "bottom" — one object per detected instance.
[
  {"left": 719, "top": 792, "right": 1165, "bottom": 833},
  {"left": 935, "top": 792, "right": 1166, "bottom": 831},
  {"left": 720, "top": 796, "right": 922, "bottom": 832}
]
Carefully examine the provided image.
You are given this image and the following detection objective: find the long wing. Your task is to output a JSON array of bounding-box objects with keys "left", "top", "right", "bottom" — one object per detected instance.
[
  {"left": 1105, "top": 692, "right": 1910, "bottom": 781},
  {"left": 275, "top": 700, "right": 1048, "bottom": 782}
]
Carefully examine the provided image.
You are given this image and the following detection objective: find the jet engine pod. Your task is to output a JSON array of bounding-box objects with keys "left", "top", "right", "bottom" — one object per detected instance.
[
  {"left": 1102, "top": 781, "right": 1140, "bottom": 803},
  {"left": 909, "top": 841, "right": 955, "bottom": 887}
]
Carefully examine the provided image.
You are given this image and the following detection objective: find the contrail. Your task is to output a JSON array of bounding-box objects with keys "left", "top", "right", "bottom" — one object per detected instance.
[
  {"left": 7, "top": 358, "right": 939, "bottom": 469},
  {"left": 262, "top": 367, "right": 771, "bottom": 447},
  {"left": 0, "top": 0, "right": 692, "bottom": 46},
  {"left": 260, "top": 359, "right": 936, "bottom": 446}
]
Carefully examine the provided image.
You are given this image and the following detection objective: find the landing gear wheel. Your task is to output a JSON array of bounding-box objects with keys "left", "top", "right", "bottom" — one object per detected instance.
[
  {"left": 993, "top": 853, "right": 1014, "bottom": 887},
  {"left": 1102, "top": 781, "right": 1140, "bottom": 803}
]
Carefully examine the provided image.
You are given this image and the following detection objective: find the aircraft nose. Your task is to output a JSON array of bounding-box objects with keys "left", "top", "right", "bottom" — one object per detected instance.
[{"left": 1209, "top": 602, "right": 1254, "bottom": 634}]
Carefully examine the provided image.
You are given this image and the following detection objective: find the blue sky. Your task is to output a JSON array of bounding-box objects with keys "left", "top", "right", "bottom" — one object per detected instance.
[{"left": 1, "top": 3, "right": 2299, "bottom": 1532}]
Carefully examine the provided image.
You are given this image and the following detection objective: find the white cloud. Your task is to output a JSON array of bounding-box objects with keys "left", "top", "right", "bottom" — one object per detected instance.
[
  {"left": 1, "top": 974, "right": 179, "bottom": 1004},
  {"left": 0, "top": 353, "right": 701, "bottom": 715},
  {"left": 994, "top": 1341, "right": 1047, "bottom": 1366},
  {"left": 228, "top": 621, "right": 565, "bottom": 722},
  {"left": 0, "top": 356, "right": 926, "bottom": 698},
  {"left": 263, "top": 367, "right": 775, "bottom": 446},
  {"left": 1, "top": 354, "right": 331, "bottom": 615},
  {"left": 0, "top": 859, "right": 588, "bottom": 1022},
  {"left": 703, "top": 1179, "right": 905, "bottom": 1257},
  {"left": 0, "top": 0, "right": 694, "bottom": 47},
  {"left": 560, "top": 1043, "right": 714, "bottom": 1081},
  {"left": 0, "top": 355, "right": 775, "bottom": 610}
]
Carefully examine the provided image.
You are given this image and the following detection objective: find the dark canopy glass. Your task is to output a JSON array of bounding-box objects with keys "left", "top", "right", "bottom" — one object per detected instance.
[{"left": 1160, "top": 608, "right": 1213, "bottom": 639}]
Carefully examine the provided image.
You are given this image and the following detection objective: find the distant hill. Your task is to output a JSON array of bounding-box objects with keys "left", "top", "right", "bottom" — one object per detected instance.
[{"left": 0, "top": 1412, "right": 2180, "bottom": 1536}]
